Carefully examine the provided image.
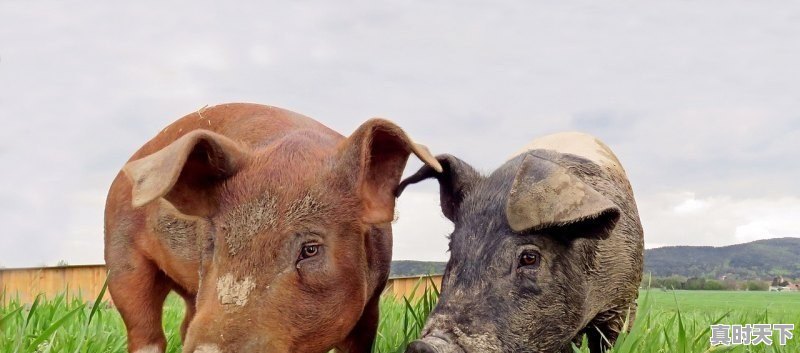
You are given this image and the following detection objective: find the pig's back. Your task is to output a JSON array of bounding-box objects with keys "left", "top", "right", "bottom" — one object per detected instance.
[
  {"left": 127, "top": 103, "right": 343, "bottom": 163},
  {"left": 511, "top": 131, "right": 626, "bottom": 175}
]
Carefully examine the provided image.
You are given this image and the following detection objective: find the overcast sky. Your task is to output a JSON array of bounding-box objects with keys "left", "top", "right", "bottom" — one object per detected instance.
[{"left": 1, "top": 1, "right": 799, "bottom": 267}]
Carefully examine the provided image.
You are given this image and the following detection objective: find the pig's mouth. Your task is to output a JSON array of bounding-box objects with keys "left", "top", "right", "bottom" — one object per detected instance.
[{"left": 405, "top": 333, "right": 466, "bottom": 353}]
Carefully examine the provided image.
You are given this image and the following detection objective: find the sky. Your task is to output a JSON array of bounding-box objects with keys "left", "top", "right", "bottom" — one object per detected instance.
[{"left": 1, "top": 1, "right": 799, "bottom": 268}]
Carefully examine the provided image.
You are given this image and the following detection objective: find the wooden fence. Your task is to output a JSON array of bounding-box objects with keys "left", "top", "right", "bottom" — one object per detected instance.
[
  {"left": 383, "top": 275, "right": 443, "bottom": 300},
  {"left": 0, "top": 264, "right": 442, "bottom": 304},
  {"left": 0, "top": 264, "right": 110, "bottom": 304}
]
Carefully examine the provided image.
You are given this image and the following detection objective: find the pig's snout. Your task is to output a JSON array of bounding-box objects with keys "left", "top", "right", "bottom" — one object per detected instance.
[
  {"left": 406, "top": 333, "right": 464, "bottom": 353},
  {"left": 407, "top": 340, "right": 439, "bottom": 353},
  {"left": 191, "top": 344, "right": 222, "bottom": 353}
]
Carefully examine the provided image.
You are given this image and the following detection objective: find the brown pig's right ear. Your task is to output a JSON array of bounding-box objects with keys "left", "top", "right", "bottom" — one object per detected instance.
[
  {"left": 396, "top": 154, "right": 481, "bottom": 222},
  {"left": 122, "top": 130, "right": 248, "bottom": 216},
  {"left": 338, "top": 119, "right": 443, "bottom": 224}
]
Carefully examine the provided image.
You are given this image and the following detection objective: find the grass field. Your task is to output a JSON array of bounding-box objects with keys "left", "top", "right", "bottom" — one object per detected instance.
[{"left": 1, "top": 282, "right": 799, "bottom": 353}]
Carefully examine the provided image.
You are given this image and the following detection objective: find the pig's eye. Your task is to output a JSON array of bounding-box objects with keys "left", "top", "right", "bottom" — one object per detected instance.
[
  {"left": 299, "top": 243, "right": 321, "bottom": 260},
  {"left": 518, "top": 250, "right": 540, "bottom": 268}
]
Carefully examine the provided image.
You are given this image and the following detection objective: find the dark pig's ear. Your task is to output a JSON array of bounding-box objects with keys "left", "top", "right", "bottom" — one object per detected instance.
[
  {"left": 505, "top": 154, "right": 620, "bottom": 238},
  {"left": 338, "top": 119, "right": 442, "bottom": 224},
  {"left": 396, "top": 154, "right": 481, "bottom": 222},
  {"left": 122, "top": 130, "right": 249, "bottom": 216}
]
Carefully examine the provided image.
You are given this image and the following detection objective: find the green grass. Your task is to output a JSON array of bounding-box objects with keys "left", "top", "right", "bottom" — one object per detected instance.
[
  {"left": 2, "top": 280, "right": 799, "bottom": 353},
  {"left": 587, "top": 289, "right": 800, "bottom": 353}
]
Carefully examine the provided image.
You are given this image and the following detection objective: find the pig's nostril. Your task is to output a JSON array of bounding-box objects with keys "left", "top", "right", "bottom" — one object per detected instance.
[{"left": 406, "top": 340, "right": 440, "bottom": 353}]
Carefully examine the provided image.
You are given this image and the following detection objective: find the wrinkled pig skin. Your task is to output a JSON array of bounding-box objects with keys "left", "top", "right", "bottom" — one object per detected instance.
[{"left": 399, "top": 132, "right": 643, "bottom": 353}]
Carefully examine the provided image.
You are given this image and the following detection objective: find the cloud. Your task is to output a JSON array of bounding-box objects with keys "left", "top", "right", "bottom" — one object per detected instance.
[
  {"left": 0, "top": 1, "right": 799, "bottom": 266},
  {"left": 672, "top": 194, "right": 710, "bottom": 214},
  {"left": 639, "top": 192, "right": 800, "bottom": 248},
  {"left": 393, "top": 191, "right": 453, "bottom": 261}
]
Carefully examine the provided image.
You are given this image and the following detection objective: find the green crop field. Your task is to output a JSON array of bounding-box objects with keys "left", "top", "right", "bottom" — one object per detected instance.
[{"left": 1, "top": 282, "right": 799, "bottom": 353}]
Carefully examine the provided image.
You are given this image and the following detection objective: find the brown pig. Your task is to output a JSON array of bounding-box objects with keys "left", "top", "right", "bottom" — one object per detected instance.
[{"left": 104, "top": 103, "right": 441, "bottom": 353}]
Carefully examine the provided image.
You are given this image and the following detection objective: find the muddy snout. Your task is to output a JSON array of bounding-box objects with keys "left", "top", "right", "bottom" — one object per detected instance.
[
  {"left": 189, "top": 344, "right": 222, "bottom": 353},
  {"left": 406, "top": 333, "right": 465, "bottom": 353}
]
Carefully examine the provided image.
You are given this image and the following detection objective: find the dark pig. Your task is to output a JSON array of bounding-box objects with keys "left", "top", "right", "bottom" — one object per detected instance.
[{"left": 398, "top": 132, "right": 643, "bottom": 353}]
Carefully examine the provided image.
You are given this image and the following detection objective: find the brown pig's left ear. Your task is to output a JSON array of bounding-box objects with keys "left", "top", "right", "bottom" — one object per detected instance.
[
  {"left": 339, "top": 118, "right": 442, "bottom": 224},
  {"left": 506, "top": 154, "right": 620, "bottom": 237},
  {"left": 122, "top": 130, "right": 248, "bottom": 216}
]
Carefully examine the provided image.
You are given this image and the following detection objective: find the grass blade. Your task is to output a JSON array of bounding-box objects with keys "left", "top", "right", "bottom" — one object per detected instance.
[
  {"left": 71, "top": 276, "right": 109, "bottom": 353},
  {"left": 0, "top": 306, "right": 23, "bottom": 328},
  {"left": 30, "top": 304, "right": 86, "bottom": 349}
]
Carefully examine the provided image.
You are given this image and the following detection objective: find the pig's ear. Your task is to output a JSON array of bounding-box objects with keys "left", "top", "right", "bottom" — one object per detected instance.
[
  {"left": 122, "top": 130, "right": 248, "bottom": 216},
  {"left": 506, "top": 154, "right": 620, "bottom": 238},
  {"left": 396, "top": 154, "right": 481, "bottom": 222},
  {"left": 339, "top": 118, "right": 442, "bottom": 224}
]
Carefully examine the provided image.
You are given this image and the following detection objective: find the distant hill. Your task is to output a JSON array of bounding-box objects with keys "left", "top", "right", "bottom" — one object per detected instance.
[
  {"left": 645, "top": 237, "right": 800, "bottom": 280},
  {"left": 390, "top": 260, "right": 446, "bottom": 277},
  {"left": 392, "top": 238, "right": 800, "bottom": 280}
]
